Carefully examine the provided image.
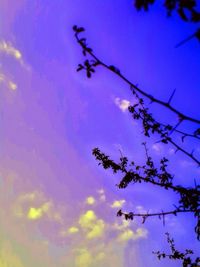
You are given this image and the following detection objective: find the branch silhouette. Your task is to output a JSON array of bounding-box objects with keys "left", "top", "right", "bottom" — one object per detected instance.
[
  {"left": 92, "top": 146, "right": 200, "bottom": 240},
  {"left": 73, "top": 25, "right": 200, "bottom": 166},
  {"left": 73, "top": 24, "right": 200, "bottom": 265},
  {"left": 73, "top": 26, "right": 200, "bottom": 124},
  {"left": 153, "top": 233, "right": 200, "bottom": 267}
]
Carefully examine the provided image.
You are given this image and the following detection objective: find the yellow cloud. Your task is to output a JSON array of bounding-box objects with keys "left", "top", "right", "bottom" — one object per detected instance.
[
  {"left": 27, "top": 202, "right": 51, "bottom": 220},
  {"left": 0, "top": 242, "right": 24, "bottom": 267},
  {"left": 75, "top": 248, "right": 92, "bottom": 267},
  {"left": 14, "top": 191, "right": 63, "bottom": 224},
  {"left": 113, "top": 219, "right": 130, "bottom": 230},
  {"left": 118, "top": 229, "right": 134, "bottom": 242},
  {"left": 86, "top": 196, "right": 95, "bottom": 205},
  {"left": 95, "top": 251, "right": 105, "bottom": 261},
  {"left": 68, "top": 226, "right": 79, "bottom": 234},
  {"left": 117, "top": 228, "right": 148, "bottom": 242},
  {"left": 134, "top": 228, "right": 148, "bottom": 239},
  {"left": 111, "top": 200, "right": 125, "bottom": 208},
  {"left": 79, "top": 210, "right": 96, "bottom": 228},
  {"left": 87, "top": 219, "right": 105, "bottom": 239},
  {"left": 79, "top": 210, "right": 105, "bottom": 239},
  {"left": 27, "top": 207, "right": 43, "bottom": 220}
]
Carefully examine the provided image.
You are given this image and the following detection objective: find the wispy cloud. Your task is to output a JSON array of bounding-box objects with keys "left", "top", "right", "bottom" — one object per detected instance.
[
  {"left": 0, "top": 72, "right": 18, "bottom": 91},
  {"left": 0, "top": 40, "right": 30, "bottom": 70}
]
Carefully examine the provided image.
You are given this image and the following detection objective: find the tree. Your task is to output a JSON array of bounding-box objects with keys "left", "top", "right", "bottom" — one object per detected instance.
[{"left": 72, "top": 3, "right": 200, "bottom": 265}]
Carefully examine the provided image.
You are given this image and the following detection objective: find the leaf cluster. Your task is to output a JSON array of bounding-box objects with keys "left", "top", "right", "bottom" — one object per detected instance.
[{"left": 92, "top": 146, "right": 200, "bottom": 239}]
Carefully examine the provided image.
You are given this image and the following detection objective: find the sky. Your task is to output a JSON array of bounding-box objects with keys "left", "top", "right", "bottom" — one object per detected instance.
[{"left": 0, "top": 1, "right": 200, "bottom": 267}]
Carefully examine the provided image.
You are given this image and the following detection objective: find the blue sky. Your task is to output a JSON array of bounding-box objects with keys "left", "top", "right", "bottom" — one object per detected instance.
[{"left": 0, "top": 1, "right": 199, "bottom": 267}]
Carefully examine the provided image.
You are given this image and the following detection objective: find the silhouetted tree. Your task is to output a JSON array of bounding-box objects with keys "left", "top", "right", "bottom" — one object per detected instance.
[{"left": 73, "top": 3, "right": 200, "bottom": 265}]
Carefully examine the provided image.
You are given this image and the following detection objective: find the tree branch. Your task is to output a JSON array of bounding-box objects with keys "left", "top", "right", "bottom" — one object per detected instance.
[{"left": 73, "top": 26, "right": 200, "bottom": 124}]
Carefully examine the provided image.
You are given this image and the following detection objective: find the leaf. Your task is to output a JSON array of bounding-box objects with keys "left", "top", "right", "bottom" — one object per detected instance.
[
  {"left": 87, "top": 70, "right": 91, "bottom": 78},
  {"left": 77, "top": 27, "right": 85, "bottom": 33},
  {"left": 72, "top": 25, "right": 78, "bottom": 31},
  {"left": 76, "top": 64, "right": 83, "bottom": 72}
]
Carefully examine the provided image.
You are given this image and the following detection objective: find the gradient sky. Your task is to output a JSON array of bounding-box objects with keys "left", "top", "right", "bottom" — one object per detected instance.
[{"left": 0, "top": 1, "right": 200, "bottom": 267}]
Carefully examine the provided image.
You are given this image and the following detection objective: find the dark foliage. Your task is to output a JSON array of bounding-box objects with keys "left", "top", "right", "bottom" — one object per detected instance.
[
  {"left": 153, "top": 233, "right": 200, "bottom": 267},
  {"left": 73, "top": 24, "right": 200, "bottom": 266},
  {"left": 134, "top": 0, "right": 200, "bottom": 23},
  {"left": 133, "top": 0, "right": 200, "bottom": 46}
]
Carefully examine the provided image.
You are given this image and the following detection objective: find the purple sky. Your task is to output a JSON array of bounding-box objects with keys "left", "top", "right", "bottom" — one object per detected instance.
[{"left": 0, "top": 1, "right": 199, "bottom": 267}]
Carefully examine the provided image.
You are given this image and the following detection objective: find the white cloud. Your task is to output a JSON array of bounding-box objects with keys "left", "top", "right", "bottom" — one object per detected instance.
[
  {"left": 0, "top": 40, "right": 30, "bottom": 70},
  {"left": 0, "top": 40, "right": 22, "bottom": 60},
  {"left": 114, "top": 97, "right": 130, "bottom": 112},
  {"left": 152, "top": 143, "right": 162, "bottom": 153},
  {"left": 97, "top": 188, "right": 106, "bottom": 202},
  {"left": 0, "top": 72, "right": 18, "bottom": 91}
]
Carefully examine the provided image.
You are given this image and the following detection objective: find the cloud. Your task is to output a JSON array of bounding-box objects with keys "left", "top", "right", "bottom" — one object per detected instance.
[
  {"left": 86, "top": 196, "right": 96, "bottom": 205},
  {"left": 113, "top": 219, "right": 130, "bottom": 230},
  {"left": 0, "top": 72, "right": 18, "bottom": 91},
  {"left": 111, "top": 199, "right": 126, "bottom": 208},
  {"left": 68, "top": 226, "right": 79, "bottom": 234},
  {"left": 79, "top": 210, "right": 96, "bottom": 228},
  {"left": 1, "top": 177, "right": 146, "bottom": 267},
  {"left": 0, "top": 40, "right": 30, "bottom": 70},
  {"left": 78, "top": 210, "right": 105, "bottom": 239},
  {"left": 114, "top": 97, "right": 130, "bottom": 112},
  {"left": 0, "top": 40, "right": 22, "bottom": 60},
  {"left": 97, "top": 188, "right": 106, "bottom": 202},
  {"left": 0, "top": 241, "right": 24, "bottom": 267},
  {"left": 27, "top": 202, "right": 51, "bottom": 220},
  {"left": 14, "top": 191, "right": 63, "bottom": 224},
  {"left": 75, "top": 248, "right": 92, "bottom": 267},
  {"left": 8, "top": 81, "right": 17, "bottom": 90},
  {"left": 117, "top": 228, "right": 148, "bottom": 242},
  {"left": 168, "top": 148, "right": 175, "bottom": 155},
  {"left": 87, "top": 219, "right": 105, "bottom": 239},
  {"left": 152, "top": 143, "right": 162, "bottom": 153}
]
